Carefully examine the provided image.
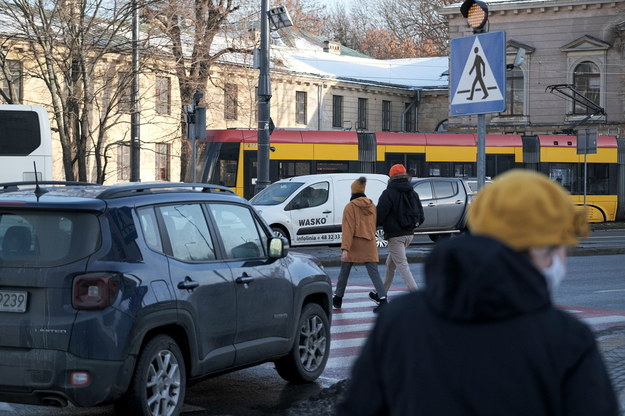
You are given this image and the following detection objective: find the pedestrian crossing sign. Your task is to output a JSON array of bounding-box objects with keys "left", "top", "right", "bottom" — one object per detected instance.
[{"left": 450, "top": 31, "right": 506, "bottom": 116}]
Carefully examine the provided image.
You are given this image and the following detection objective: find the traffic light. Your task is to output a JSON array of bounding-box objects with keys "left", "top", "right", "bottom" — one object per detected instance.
[{"left": 460, "top": 0, "right": 489, "bottom": 33}]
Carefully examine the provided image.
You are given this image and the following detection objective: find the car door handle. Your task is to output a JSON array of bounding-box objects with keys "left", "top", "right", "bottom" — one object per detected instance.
[
  {"left": 427, "top": 203, "right": 435, "bottom": 207},
  {"left": 455, "top": 200, "right": 463, "bottom": 204},
  {"left": 322, "top": 210, "right": 332, "bottom": 214},
  {"left": 236, "top": 273, "right": 254, "bottom": 284},
  {"left": 178, "top": 276, "right": 199, "bottom": 290}
]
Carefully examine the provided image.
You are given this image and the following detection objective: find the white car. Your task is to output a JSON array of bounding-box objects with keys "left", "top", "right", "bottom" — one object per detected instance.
[{"left": 251, "top": 173, "right": 389, "bottom": 246}]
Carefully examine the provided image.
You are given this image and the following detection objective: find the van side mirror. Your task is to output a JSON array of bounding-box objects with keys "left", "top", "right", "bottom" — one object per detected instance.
[{"left": 268, "top": 237, "right": 288, "bottom": 258}]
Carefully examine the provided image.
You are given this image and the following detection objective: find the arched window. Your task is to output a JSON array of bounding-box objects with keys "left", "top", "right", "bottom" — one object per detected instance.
[
  {"left": 501, "top": 67, "right": 524, "bottom": 116},
  {"left": 573, "top": 61, "right": 600, "bottom": 115}
]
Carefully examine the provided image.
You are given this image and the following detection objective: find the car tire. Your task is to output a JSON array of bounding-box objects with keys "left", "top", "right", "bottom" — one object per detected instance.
[
  {"left": 115, "top": 335, "right": 186, "bottom": 416},
  {"left": 274, "top": 303, "right": 330, "bottom": 383},
  {"left": 375, "top": 228, "right": 388, "bottom": 248},
  {"left": 272, "top": 226, "right": 290, "bottom": 244}
]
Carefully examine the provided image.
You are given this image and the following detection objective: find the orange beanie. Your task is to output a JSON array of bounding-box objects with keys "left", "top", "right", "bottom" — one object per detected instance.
[{"left": 389, "top": 164, "right": 407, "bottom": 177}]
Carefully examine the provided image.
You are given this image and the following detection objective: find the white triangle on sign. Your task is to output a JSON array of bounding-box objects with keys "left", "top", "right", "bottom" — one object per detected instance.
[{"left": 452, "top": 37, "right": 504, "bottom": 105}]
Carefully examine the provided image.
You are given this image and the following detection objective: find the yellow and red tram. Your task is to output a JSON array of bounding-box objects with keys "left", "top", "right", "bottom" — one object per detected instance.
[{"left": 198, "top": 129, "right": 623, "bottom": 222}]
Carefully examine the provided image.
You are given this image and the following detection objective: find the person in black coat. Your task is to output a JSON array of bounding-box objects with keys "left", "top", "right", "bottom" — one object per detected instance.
[
  {"left": 371, "top": 164, "right": 423, "bottom": 306},
  {"left": 337, "top": 169, "right": 618, "bottom": 416}
]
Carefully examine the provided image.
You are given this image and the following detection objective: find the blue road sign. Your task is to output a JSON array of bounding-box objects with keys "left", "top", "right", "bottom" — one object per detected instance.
[{"left": 450, "top": 31, "right": 506, "bottom": 116}]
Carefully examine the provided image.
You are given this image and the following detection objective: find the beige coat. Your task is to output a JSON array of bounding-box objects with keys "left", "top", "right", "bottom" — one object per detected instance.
[{"left": 341, "top": 197, "right": 379, "bottom": 263}]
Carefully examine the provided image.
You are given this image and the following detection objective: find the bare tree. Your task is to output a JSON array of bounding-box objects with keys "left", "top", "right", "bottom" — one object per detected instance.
[
  {"left": 143, "top": 0, "right": 250, "bottom": 180},
  {"left": 378, "top": 0, "right": 452, "bottom": 56},
  {"left": 0, "top": 0, "right": 141, "bottom": 182}
]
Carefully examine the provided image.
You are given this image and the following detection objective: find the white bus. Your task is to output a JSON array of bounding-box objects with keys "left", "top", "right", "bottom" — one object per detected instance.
[{"left": 0, "top": 104, "right": 53, "bottom": 182}]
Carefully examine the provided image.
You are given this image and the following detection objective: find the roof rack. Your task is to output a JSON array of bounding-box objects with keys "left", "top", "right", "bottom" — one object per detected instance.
[
  {"left": 96, "top": 182, "right": 236, "bottom": 199},
  {"left": 0, "top": 181, "right": 97, "bottom": 193}
]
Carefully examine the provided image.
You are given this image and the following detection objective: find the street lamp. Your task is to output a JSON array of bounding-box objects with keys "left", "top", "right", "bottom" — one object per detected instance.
[
  {"left": 130, "top": 0, "right": 141, "bottom": 182},
  {"left": 255, "top": 3, "right": 292, "bottom": 195}
]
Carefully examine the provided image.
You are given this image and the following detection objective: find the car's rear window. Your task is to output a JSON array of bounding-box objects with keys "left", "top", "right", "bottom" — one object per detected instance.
[{"left": 0, "top": 211, "right": 101, "bottom": 266}]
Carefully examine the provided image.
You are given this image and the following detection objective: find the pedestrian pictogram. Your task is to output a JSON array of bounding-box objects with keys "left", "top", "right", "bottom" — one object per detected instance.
[{"left": 450, "top": 31, "right": 506, "bottom": 116}]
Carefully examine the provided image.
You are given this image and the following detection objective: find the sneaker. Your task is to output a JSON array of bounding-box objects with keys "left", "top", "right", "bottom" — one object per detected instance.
[
  {"left": 373, "top": 298, "right": 387, "bottom": 313},
  {"left": 332, "top": 295, "right": 343, "bottom": 309},
  {"left": 368, "top": 291, "right": 380, "bottom": 304}
]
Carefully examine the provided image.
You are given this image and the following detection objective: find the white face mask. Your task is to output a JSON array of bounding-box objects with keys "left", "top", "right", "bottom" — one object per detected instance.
[{"left": 542, "top": 253, "right": 567, "bottom": 293}]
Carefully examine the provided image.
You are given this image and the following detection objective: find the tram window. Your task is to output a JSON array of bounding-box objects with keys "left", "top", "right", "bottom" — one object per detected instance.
[
  {"left": 316, "top": 161, "right": 349, "bottom": 173},
  {"left": 428, "top": 163, "right": 452, "bottom": 177},
  {"left": 585, "top": 163, "right": 613, "bottom": 195},
  {"left": 218, "top": 160, "right": 237, "bottom": 187},
  {"left": 278, "top": 161, "right": 311, "bottom": 179},
  {"left": 549, "top": 164, "right": 574, "bottom": 192},
  {"left": 454, "top": 163, "right": 474, "bottom": 178}
]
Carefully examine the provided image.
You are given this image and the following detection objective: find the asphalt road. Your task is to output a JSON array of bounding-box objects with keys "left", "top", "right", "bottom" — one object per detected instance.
[{"left": 4, "top": 246, "right": 625, "bottom": 416}]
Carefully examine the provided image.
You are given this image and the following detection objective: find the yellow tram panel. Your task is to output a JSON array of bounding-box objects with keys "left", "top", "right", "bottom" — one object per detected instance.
[
  {"left": 427, "top": 146, "right": 476, "bottom": 162},
  {"left": 576, "top": 148, "right": 617, "bottom": 164},
  {"left": 270, "top": 143, "right": 314, "bottom": 160},
  {"left": 571, "top": 195, "right": 618, "bottom": 222},
  {"left": 313, "top": 143, "right": 359, "bottom": 160}
]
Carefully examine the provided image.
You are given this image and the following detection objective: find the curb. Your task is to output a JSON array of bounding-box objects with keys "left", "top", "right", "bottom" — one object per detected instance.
[{"left": 309, "top": 247, "right": 625, "bottom": 268}]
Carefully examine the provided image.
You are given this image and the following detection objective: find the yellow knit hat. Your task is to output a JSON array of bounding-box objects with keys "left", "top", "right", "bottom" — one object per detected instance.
[
  {"left": 468, "top": 169, "right": 589, "bottom": 250},
  {"left": 351, "top": 176, "right": 367, "bottom": 194}
]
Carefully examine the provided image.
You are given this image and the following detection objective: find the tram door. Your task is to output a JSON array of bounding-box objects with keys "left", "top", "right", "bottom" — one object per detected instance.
[
  {"left": 243, "top": 150, "right": 257, "bottom": 199},
  {"left": 385, "top": 153, "right": 426, "bottom": 177}
]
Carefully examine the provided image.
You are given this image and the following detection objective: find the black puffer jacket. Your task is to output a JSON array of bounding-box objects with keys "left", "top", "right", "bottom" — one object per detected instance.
[
  {"left": 337, "top": 235, "right": 618, "bottom": 416},
  {"left": 377, "top": 174, "right": 423, "bottom": 239}
]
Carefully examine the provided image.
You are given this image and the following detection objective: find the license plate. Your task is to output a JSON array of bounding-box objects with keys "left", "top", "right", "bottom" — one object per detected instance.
[{"left": 0, "top": 290, "right": 28, "bottom": 313}]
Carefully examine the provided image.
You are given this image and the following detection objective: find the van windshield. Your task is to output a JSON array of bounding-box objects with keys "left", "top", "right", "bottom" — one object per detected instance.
[{"left": 250, "top": 182, "right": 304, "bottom": 206}]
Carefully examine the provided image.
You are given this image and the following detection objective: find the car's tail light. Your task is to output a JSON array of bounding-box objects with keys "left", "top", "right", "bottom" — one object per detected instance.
[{"left": 72, "top": 273, "right": 120, "bottom": 310}]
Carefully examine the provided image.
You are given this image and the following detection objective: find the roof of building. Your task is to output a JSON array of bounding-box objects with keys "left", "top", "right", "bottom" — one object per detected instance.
[{"left": 271, "top": 34, "right": 449, "bottom": 90}]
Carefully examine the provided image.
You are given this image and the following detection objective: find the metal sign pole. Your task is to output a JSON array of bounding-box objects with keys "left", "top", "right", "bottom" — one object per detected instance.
[
  {"left": 477, "top": 114, "right": 486, "bottom": 189},
  {"left": 584, "top": 152, "right": 588, "bottom": 208}
]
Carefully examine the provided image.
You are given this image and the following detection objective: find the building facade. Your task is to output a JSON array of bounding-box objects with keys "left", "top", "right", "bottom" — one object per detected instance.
[{"left": 441, "top": 0, "right": 625, "bottom": 136}]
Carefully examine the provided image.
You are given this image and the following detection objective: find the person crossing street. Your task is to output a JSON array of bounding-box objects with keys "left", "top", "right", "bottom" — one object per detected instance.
[{"left": 370, "top": 164, "right": 423, "bottom": 305}]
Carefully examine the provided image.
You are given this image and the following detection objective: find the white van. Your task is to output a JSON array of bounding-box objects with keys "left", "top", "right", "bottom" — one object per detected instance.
[{"left": 251, "top": 173, "right": 389, "bottom": 246}]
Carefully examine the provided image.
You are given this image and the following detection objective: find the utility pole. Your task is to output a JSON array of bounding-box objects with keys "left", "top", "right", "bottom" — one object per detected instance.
[
  {"left": 130, "top": 0, "right": 141, "bottom": 182},
  {"left": 255, "top": 0, "right": 272, "bottom": 195},
  {"left": 255, "top": 4, "right": 292, "bottom": 195}
]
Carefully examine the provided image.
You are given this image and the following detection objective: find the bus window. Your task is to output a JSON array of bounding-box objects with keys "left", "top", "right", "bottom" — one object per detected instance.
[{"left": 0, "top": 105, "right": 53, "bottom": 182}]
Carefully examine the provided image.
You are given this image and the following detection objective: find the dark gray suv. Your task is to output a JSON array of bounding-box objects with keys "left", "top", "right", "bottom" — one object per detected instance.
[{"left": 0, "top": 181, "right": 332, "bottom": 416}]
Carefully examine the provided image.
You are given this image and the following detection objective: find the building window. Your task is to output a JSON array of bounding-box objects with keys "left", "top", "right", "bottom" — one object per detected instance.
[
  {"left": 500, "top": 67, "right": 524, "bottom": 116},
  {"left": 382, "top": 100, "right": 391, "bottom": 131},
  {"left": 224, "top": 83, "right": 238, "bottom": 120},
  {"left": 404, "top": 103, "right": 416, "bottom": 132},
  {"left": 117, "top": 144, "right": 130, "bottom": 180},
  {"left": 155, "top": 76, "right": 171, "bottom": 115},
  {"left": 1, "top": 60, "right": 23, "bottom": 103},
  {"left": 118, "top": 72, "right": 131, "bottom": 113},
  {"left": 332, "top": 95, "right": 343, "bottom": 128},
  {"left": 296, "top": 91, "right": 307, "bottom": 124},
  {"left": 155, "top": 143, "right": 170, "bottom": 181},
  {"left": 357, "top": 98, "right": 367, "bottom": 130},
  {"left": 573, "top": 61, "right": 600, "bottom": 115}
]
